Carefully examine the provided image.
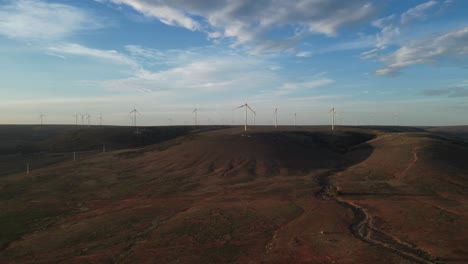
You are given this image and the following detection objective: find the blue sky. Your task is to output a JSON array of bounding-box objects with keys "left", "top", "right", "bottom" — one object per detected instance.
[{"left": 0, "top": 0, "right": 467, "bottom": 126}]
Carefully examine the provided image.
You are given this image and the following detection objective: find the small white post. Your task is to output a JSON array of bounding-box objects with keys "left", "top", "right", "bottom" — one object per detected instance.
[
  {"left": 73, "top": 151, "right": 76, "bottom": 161},
  {"left": 102, "top": 144, "right": 106, "bottom": 153},
  {"left": 26, "top": 162, "right": 29, "bottom": 175}
]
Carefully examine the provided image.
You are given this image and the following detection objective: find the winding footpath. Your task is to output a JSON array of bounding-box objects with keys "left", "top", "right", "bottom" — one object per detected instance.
[{"left": 397, "top": 147, "right": 423, "bottom": 179}]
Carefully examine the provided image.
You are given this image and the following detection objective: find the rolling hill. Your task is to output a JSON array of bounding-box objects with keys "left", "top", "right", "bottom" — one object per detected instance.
[{"left": 0, "top": 126, "right": 466, "bottom": 263}]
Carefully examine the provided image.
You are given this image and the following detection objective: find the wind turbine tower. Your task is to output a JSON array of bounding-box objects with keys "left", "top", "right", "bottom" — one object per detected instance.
[
  {"left": 73, "top": 114, "right": 79, "bottom": 125},
  {"left": 274, "top": 107, "right": 278, "bottom": 127},
  {"left": 193, "top": 108, "right": 198, "bottom": 126},
  {"left": 329, "top": 106, "right": 336, "bottom": 130},
  {"left": 294, "top": 112, "right": 297, "bottom": 127},
  {"left": 393, "top": 113, "right": 399, "bottom": 126},
  {"left": 86, "top": 113, "right": 92, "bottom": 127},
  {"left": 39, "top": 114, "right": 46, "bottom": 125},
  {"left": 130, "top": 107, "right": 139, "bottom": 130}
]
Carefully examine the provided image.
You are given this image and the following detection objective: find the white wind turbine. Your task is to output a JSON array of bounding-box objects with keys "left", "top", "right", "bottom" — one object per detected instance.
[
  {"left": 234, "top": 99, "right": 256, "bottom": 131},
  {"left": 294, "top": 112, "right": 297, "bottom": 127},
  {"left": 73, "top": 114, "right": 80, "bottom": 125},
  {"left": 274, "top": 106, "right": 278, "bottom": 127},
  {"left": 393, "top": 113, "right": 399, "bottom": 126},
  {"left": 329, "top": 105, "right": 336, "bottom": 130},
  {"left": 81, "top": 114, "right": 85, "bottom": 125},
  {"left": 130, "top": 107, "right": 139, "bottom": 128},
  {"left": 98, "top": 114, "right": 103, "bottom": 126},
  {"left": 39, "top": 114, "right": 46, "bottom": 125},
  {"left": 86, "top": 113, "right": 92, "bottom": 126},
  {"left": 193, "top": 108, "right": 198, "bottom": 126}
]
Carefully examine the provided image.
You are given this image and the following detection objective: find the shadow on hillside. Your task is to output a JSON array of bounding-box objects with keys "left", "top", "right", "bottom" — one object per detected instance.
[{"left": 158, "top": 130, "right": 377, "bottom": 180}]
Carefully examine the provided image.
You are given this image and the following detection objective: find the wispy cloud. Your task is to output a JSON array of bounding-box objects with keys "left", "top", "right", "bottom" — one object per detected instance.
[
  {"left": 99, "top": 0, "right": 376, "bottom": 53},
  {"left": 424, "top": 80, "right": 468, "bottom": 97},
  {"left": 50, "top": 42, "right": 333, "bottom": 97},
  {"left": 47, "top": 43, "right": 139, "bottom": 68},
  {"left": 375, "top": 27, "right": 468, "bottom": 76},
  {"left": 400, "top": 1, "right": 438, "bottom": 24},
  {"left": 95, "top": 53, "right": 281, "bottom": 92},
  {"left": 0, "top": 0, "right": 101, "bottom": 41},
  {"left": 361, "top": 0, "right": 466, "bottom": 76},
  {"left": 274, "top": 79, "right": 335, "bottom": 96}
]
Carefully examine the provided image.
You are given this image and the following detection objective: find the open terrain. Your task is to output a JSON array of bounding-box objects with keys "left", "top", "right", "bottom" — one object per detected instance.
[{"left": 0, "top": 125, "right": 467, "bottom": 263}]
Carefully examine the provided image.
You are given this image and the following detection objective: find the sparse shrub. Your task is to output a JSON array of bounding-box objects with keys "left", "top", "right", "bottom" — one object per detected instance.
[{"left": 323, "top": 185, "right": 339, "bottom": 198}]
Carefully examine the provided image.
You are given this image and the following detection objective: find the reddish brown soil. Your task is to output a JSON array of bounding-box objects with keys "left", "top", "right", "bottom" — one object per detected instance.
[{"left": 0, "top": 127, "right": 466, "bottom": 263}]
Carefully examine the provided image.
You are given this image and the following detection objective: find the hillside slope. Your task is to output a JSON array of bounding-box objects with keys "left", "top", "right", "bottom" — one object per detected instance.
[{"left": 0, "top": 127, "right": 466, "bottom": 263}]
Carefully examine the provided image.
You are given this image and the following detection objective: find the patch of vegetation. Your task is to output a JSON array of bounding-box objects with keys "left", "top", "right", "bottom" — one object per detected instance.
[
  {"left": 322, "top": 185, "right": 339, "bottom": 198},
  {"left": 0, "top": 207, "right": 66, "bottom": 250}
]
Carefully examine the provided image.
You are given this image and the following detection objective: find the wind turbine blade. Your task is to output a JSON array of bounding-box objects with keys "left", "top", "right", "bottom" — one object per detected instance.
[
  {"left": 246, "top": 104, "right": 255, "bottom": 113},
  {"left": 233, "top": 105, "right": 245, "bottom": 110}
]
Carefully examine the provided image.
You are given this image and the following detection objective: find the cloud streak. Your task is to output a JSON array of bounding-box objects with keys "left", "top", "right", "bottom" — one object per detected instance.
[
  {"left": 100, "top": 0, "right": 376, "bottom": 53},
  {"left": 48, "top": 43, "right": 139, "bottom": 68},
  {"left": 400, "top": 1, "right": 438, "bottom": 24},
  {"left": 375, "top": 27, "right": 468, "bottom": 76},
  {"left": 0, "top": 0, "right": 101, "bottom": 41}
]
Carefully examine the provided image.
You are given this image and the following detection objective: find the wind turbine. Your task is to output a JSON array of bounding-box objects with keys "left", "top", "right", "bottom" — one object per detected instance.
[
  {"left": 193, "top": 108, "right": 198, "bottom": 126},
  {"left": 73, "top": 114, "right": 79, "bottom": 125},
  {"left": 393, "top": 113, "right": 399, "bottom": 126},
  {"left": 274, "top": 107, "right": 278, "bottom": 127},
  {"left": 130, "top": 107, "right": 139, "bottom": 128},
  {"left": 234, "top": 99, "right": 255, "bottom": 131},
  {"left": 98, "top": 114, "right": 103, "bottom": 126},
  {"left": 39, "top": 114, "right": 46, "bottom": 125},
  {"left": 329, "top": 106, "right": 336, "bottom": 130},
  {"left": 86, "top": 113, "right": 92, "bottom": 126},
  {"left": 81, "top": 114, "right": 85, "bottom": 125},
  {"left": 294, "top": 112, "right": 297, "bottom": 127}
]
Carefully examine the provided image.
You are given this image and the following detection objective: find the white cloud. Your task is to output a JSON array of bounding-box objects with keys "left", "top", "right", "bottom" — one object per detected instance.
[
  {"left": 296, "top": 51, "right": 312, "bottom": 57},
  {"left": 274, "top": 79, "right": 335, "bottom": 96},
  {"left": 360, "top": 14, "right": 399, "bottom": 59},
  {"left": 400, "top": 0, "right": 438, "bottom": 24},
  {"left": 361, "top": 1, "right": 466, "bottom": 75},
  {"left": 54, "top": 43, "right": 332, "bottom": 97},
  {"left": 48, "top": 43, "right": 139, "bottom": 68},
  {"left": 0, "top": 0, "right": 100, "bottom": 41},
  {"left": 424, "top": 80, "right": 468, "bottom": 97},
  {"left": 100, "top": 0, "right": 376, "bottom": 53},
  {"left": 105, "top": 0, "right": 200, "bottom": 30},
  {"left": 375, "top": 27, "right": 468, "bottom": 76},
  {"left": 97, "top": 54, "right": 280, "bottom": 92}
]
